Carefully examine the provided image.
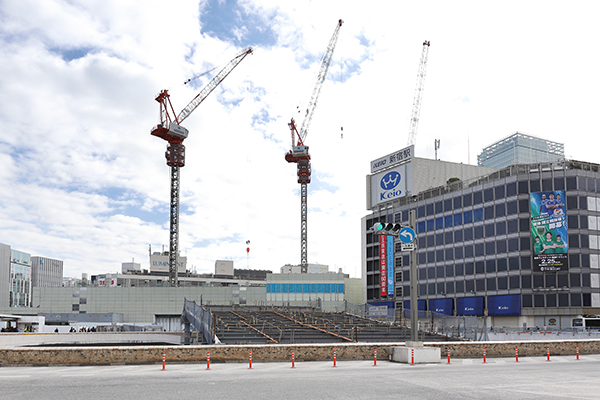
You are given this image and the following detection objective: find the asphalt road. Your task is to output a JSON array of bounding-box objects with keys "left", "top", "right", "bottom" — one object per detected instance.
[{"left": 1, "top": 354, "right": 598, "bottom": 399}]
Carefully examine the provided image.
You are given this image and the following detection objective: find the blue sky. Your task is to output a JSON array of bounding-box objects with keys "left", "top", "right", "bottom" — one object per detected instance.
[{"left": 0, "top": 0, "right": 599, "bottom": 279}]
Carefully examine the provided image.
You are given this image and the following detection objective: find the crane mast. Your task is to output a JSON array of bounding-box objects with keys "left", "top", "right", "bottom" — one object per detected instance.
[
  {"left": 407, "top": 41, "right": 430, "bottom": 146},
  {"left": 285, "top": 19, "right": 343, "bottom": 274},
  {"left": 151, "top": 47, "right": 253, "bottom": 287}
]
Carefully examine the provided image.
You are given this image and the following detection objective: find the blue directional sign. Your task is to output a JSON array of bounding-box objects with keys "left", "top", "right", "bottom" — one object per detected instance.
[{"left": 399, "top": 227, "right": 416, "bottom": 243}]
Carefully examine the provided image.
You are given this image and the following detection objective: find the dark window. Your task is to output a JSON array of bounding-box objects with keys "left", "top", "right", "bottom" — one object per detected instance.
[
  {"left": 485, "top": 223, "right": 495, "bottom": 237},
  {"left": 497, "top": 258, "right": 507, "bottom": 271},
  {"left": 583, "top": 273, "right": 591, "bottom": 287},
  {"left": 418, "top": 221, "right": 426, "bottom": 233},
  {"left": 464, "top": 244, "right": 473, "bottom": 258},
  {"left": 588, "top": 177, "right": 596, "bottom": 192},
  {"left": 534, "top": 294, "right": 544, "bottom": 307},
  {"left": 581, "top": 234, "right": 589, "bottom": 249},
  {"left": 435, "top": 201, "right": 443, "bottom": 214},
  {"left": 474, "top": 225, "right": 484, "bottom": 239},
  {"left": 507, "top": 219, "right": 518, "bottom": 233},
  {"left": 427, "top": 219, "right": 434, "bottom": 231},
  {"left": 464, "top": 210, "right": 473, "bottom": 224},
  {"left": 487, "top": 277, "right": 497, "bottom": 291},
  {"left": 485, "top": 241, "right": 495, "bottom": 255},
  {"left": 520, "top": 237, "right": 530, "bottom": 251},
  {"left": 509, "top": 276, "right": 520, "bottom": 289},
  {"left": 454, "top": 213, "right": 463, "bottom": 226},
  {"left": 566, "top": 196, "right": 578, "bottom": 210},
  {"left": 522, "top": 274, "right": 531, "bottom": 288},
  {"left": 566, "top": 177, "right": 577, "bottom": 190},
  {"left": 436, "top": 233, "right": 444, "bottom": 246},
  {"left": 418, "top": 252, "right": 427, "bottom": 264},
  {"left": 558, "top": 293, "right": 569, "bottom": 307},
  {"left": 498, "top": 276, "right": 508, "bottom": 290},
  {"left": 454, "top": 229, "right": 463, "bottom": 243},
  {"left": 554, "top": 177, "right": 565, "bottom": 191},
  {"left": 569, "top": 234, "right": 579, "bottom": 249},
  {"left": 495, "top": 203, "right": 506, "bottom": 217},
  {"left": 426, "top": 203, "right": 434, "bottom": 216},
  {"left": 436, "top": 265, "right": 445, "bottom": 278},
  {"left": 507, "top": 200, "right": 518, "bottom": 215},
  {"left": 518, "top": 180, "right": 529, "bottom": 194},
  {"left": 495, "top": 185, "right": 505, "bottom": 199},
  {"left": 473, "top": 191, "right": 483, "bottom": 205},
  {"left": 530, "top": 180, "right": 540, "bottom": 192},
  {"left": 508, "top": 238, "right": 519, "bottom": 252},
  {"left": 557, "top": 273, "right": 568, "bottom": 288},
  {"left": 463, "top": 193, "right": 472, "bottom": 207},
  {"left": 476, "top": 279, "right": 485, "bottom": 292},
  {"left": 507, "top": 182, "right": 517, "bottom": 197},
  {"left": 579, "top": 196, "right": 588, "bottom": 210},
  {"left": 509, "top": 256, "right": 519, "bottom": 270},
  {"left": 455, "top": 263, "right": 464, "bottom": 275},
  {"left": 584, "top": 293, "right": 592, "bottom": 307},
  {"left": 456, "top": 280, "right": 464, "bottom": 293},
  {"left": 418, "top": 236, "right": 426, "bottom": 248},
  {"left": 578, "top": 176, "right": 587, "bottom": 191},
  {"left": 474, "top": 208, "right": 483, "bottom": 222},
  {"left": 427, "top": 251, "right": 435, "bottom": 263},
  {"left": 465, "top": 279, "right": 474, "bottom": 292},
  {"left": 571, "top": 293, "right": 582, "bottom": 307},
  {"left": 484, "top": 188, "right": 494, "bottom": 202},
  {"left": 542, "top": 179, "right": 552, "bottom": 192},
  {"left": 519, "top": 199, "right": 529, "bottom": 213},
  {"left": 496, "top": 221, "right": 506, "bottom": 235},
  {"left": 427, "top": 235, "right": 435, "bottom": 247},
  {"left": 568, "top": 215, "right": 579, "bottom": 229},
  {"left": 519, "top": 218, "right": 529, "bottom": 232},
  {"left": 402, "top": 210, "right": 409, "bottom": 221},
  {"left": 437, "top": 282, "right": 445, "bottom": 294},
  {"left": 497, "top": 239, "right": 507, "bottom": 254},
  {"left": 546, "top": 274, "right": 556, "bottom": 288},
  {"left": 445, "top": 231, "right": 453, "bottom": 244},
  {"left": 570, "top": 273, "right": 581, "bottom": 287},
  {"left": 484, "top": 206, "right": 494, "bottom": 220},
  {"left": 522, "top": 294, "right": 532, "bottom": 307},
  {"left": 445, "top": 264, "right": 454, "bottom": 276},
  {"left": 521, "top": 256, "right": 531, "bottom": 270},
  {"left": 445, "top": 215, "right": 453, "bottom": 228},
  {"left": 464, "top": 262, "right": 473, "bottom": 275},
  {"left": 582, "top": 254, "right": 590, "bottom": 268},
  {"left": 418, "top": 206, "right": 426, "bottom": 218},
  {"left": 533, "top": 274, "right": 544, "bottom": 288},
  {"left": 445, "top": 248, "right": 454, "bottom": 261},
  {"left": 475, "top": 261, "right": 485, "bottom": 274},
  {"left": 454, "top": 197, "right": 463, "bottom": 209},
  {"left": 418, "top": 268, "right": 427, "bottom": 280},
  {"left": 455, "top": 246, "right": 463, "bottom": 259},
  {"left": 475, "top": 243, "right": 484, "bottom": 257},
  {"left": 446, "top": 281, "right": 455, "bottom": 294},
  {"left": 486, "top": 259, "right": 496, "bottom": 273},
  {"left": 436, "top": 249, "right": 444, "bottom": 262},
  {"left": 464, "top": 227, "right": 473, "bottom": 241},
  {"left": 444, "top": 199, "right": 452, "bottom": 212},
  {"left": 436, "top": 217, "right": 443, "bottom": 230},
  {"left": 580, "top": 215, "right": 588, "bottom": 229},
  {"left": 428, "top": 283, "right": 435, "bottom": 295}
]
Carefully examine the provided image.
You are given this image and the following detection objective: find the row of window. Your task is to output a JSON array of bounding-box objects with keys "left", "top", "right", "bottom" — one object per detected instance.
[{"left": 266, "top": 283, "right": 345, "bottom": 294}]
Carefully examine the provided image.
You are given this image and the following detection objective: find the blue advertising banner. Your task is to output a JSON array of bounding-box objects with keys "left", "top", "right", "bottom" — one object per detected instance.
[
  {"left": 456, "top": 296, "right": 484, "bottom": 316},
  {"left": 530, "top": 190, "right": 568, "bottom": 272},
  {"left": 487, "top": 294, "right": 521, "bottom": 316},
  {"left": 387, "top": 235, "right": 394, "bottom": 296},
  {"left": 429, "top": 298, "right": 453, "bottom": 315}
]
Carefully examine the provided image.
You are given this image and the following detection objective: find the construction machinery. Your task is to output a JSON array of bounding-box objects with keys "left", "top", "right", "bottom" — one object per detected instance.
[
  {"left": 285, "top": 19, "right": 343, "bottom": 273},
  {"left": 406, "top": 41, "right": 431, "bottom": 146},
  {"left": 151, "top": 47, "right": 253, "bottom": 287}
]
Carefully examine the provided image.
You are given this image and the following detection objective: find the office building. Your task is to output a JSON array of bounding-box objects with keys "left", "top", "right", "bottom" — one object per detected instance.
[{"left": 477, "top": 132, "right": 564, "bottom": 168}]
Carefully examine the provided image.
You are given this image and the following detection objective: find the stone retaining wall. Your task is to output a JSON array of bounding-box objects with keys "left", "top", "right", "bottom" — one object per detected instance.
[{"left": 1, "top": 340, "right": 599, "bottom": 366}]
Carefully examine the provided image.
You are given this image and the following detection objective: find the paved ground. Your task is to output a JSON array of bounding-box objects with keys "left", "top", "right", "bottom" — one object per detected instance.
[{"left": 1, "top": 354, "right": 599, "bottom": 399}]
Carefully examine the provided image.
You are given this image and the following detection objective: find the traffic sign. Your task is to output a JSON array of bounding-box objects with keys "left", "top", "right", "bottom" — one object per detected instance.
[
  {"left": 399, "top": 227, "right": 416, "bottom": 243},
  {"left": 401, "top": 243, "right": 416, "bottom": 251}
]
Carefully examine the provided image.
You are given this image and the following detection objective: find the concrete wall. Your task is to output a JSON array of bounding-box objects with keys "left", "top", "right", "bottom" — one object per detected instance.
[{"left": 1, "top": 339, "right": 599, "bottom": 366}]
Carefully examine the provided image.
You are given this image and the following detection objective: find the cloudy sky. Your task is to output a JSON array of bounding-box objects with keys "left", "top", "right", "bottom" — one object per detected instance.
[{"left": 1, "top": 0, "right": 599, "bottom": 279}]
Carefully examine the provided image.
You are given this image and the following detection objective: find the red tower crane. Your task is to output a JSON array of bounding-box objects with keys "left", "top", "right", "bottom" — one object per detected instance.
[
  {"left": 151, "top": 47, "right": 253, "bottom": 287},
  {"left": 285, "top": 19, "right": 343, "bottom": 273}
]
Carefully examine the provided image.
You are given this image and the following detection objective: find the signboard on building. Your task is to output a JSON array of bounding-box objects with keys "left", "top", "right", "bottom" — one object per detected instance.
[
  {"left": 429, "top": 298, "right": 453, "bottom": 315},
  {"left": 369, "top": 162, "right": 412, "bottom": 208},
  {"left": 149, "top": 253, "right": 187, "bottom": 274},
  {"left": 487, "top": 294, "right": 521, "bottom": 316},
  {"left": 530, "top": 191, "right": 568, "bottom": 272},
  {"left": 370, "top": 145, "right": 414, "bottom": 174},
  {"left": 456, "top": 296, "right": 484, "bottom": 316},
  {"left": 387, "top": 235, "right": 394, "bottom": 296},
  {"left": 379, "top": 235, "right": 387, "bottom": 296}
]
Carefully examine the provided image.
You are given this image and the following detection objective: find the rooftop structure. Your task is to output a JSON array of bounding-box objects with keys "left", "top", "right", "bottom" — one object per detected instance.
[{"left": 477, "top": 132, "right": 564, "bottom": 168}]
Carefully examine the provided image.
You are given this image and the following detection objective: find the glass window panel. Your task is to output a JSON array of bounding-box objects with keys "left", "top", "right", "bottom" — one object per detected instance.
[{"left": 435, "top": 201, "right": 443, "bottom": 214}]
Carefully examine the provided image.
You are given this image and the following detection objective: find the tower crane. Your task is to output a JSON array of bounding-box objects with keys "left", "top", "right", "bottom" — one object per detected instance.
[
  {"left": 151, "top": 47, "right": 253, "bottom": 287},
  {"left": 285, "top": 19, "right": 343, "bottom": 274},
  {"left": 406, "top": 41, "right": 430, "bottom": 146}
]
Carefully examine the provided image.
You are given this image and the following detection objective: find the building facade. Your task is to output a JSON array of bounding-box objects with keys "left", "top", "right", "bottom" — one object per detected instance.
[
  {"left": 31, "top": 256, "right": 63, "bottom": 288},
  {"left": 477, "top": 132, "right": 564, "bottom": 168},
  {"left": 9, "top": 249, "right": 32, "bottom": 307},
  {"left": 363, "top": 158, "right": 600, "bottom": 329}
]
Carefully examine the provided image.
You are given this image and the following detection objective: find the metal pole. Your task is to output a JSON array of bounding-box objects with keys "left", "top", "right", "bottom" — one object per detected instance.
[{"left": 409, "top": 210, "right": 418, "bottom": 342}]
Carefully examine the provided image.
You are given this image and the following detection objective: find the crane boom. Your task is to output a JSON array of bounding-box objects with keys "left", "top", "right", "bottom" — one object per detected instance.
[
  {"left": 285, "top": 19, "right": 343, "bottom": 274},
  {"left": 151, "top": 47, "right": 253, "bottom": 287},
  {"left": 407, "top": 41, "right": 430, "bottom": 147}
]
